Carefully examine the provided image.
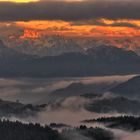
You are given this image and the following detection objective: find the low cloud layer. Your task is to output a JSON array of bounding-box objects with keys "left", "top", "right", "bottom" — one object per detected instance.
[
  {"left": 72, "top": 19, "right": 139, "bottom": 28},
  {"left": 0, "top": 0, "right": 140, "bottom": 21}
]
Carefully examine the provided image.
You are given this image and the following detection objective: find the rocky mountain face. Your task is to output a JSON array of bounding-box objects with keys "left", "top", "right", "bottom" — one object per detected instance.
[
  {"left": 4, "top": 35, "right": 140, "bottom": 57},
  {"left": 5, "top": 36, "right": 84, "bottom": 57},
  {"left": 75, "top": 37, "right": 140, "bottom": 56}
]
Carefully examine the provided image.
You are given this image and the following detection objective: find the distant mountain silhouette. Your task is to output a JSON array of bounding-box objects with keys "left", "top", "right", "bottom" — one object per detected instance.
[
  {"left": 0, "top": 42, "right": 140, "bottom": 77},
  {"left": 48, "top": 81, "right": 117, "bottom": 101},
  {"left": 0, "top": 40, "right": 34, "bottom": 62},
  {"left": 0, "top": 98, "right": 46, "bottom": 118},
  {"left": 111, "top": 75, "right": 140, "bottom": 99},
  {"left": 49, "top": 82, "right": 97, "bottom": 98},
  {"left": 85, "top": 96, "right": 140, "bottom": 114},
  {"left": 46, "top": 92, "right": 140, "bottom": 115}
]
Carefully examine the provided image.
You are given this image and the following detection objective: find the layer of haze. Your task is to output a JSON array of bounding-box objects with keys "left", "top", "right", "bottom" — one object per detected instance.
[{"left": 0, "top": 75, "right": 134, "bottom": 104}]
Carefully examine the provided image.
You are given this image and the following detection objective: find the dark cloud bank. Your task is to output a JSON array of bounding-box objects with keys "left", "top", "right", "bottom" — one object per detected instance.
[{"left": 0, "top": 0, "right": 140, "bottom": 21}]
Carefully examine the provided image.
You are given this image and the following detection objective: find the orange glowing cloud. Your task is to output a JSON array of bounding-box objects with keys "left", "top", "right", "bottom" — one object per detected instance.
[
  {"left": 15, "top": 19, "right": 140, "bottom": 39},
  {"left": 101, "top": 19, "right": 140, "bottom": 27},
  {"left": 20, "top": 29, "right": 41, "bottom": 39}
]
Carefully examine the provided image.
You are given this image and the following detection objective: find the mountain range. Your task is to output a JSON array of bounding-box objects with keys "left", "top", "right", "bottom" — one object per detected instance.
[
  {"left": 5, "top": 36, "right": 84, "bottom": 57},
  {"left": 0, "top": 40, "right": 140, "bottom": 77},
  {"left": 5, "top": 35, "right": 140, "bottom": 56}
]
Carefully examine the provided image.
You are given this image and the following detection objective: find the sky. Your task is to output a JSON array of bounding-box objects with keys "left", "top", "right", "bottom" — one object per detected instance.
[
  {"left": 1, "top": 0, "right": 140, "bottom": 40},
  {"left": 0, "top": 0, "right": 39, "bottom": 2},
  {"left": 1, "top": 0, "right": 140, "bottom": 21}
]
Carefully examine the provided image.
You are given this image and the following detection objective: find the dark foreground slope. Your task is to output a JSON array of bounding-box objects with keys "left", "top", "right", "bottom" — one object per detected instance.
[
  {"left": 0, "top": 120, "right": 62, "bottom": 140},
  {"left": 0, "top": 120, "right": 114, "bottom": 140}
]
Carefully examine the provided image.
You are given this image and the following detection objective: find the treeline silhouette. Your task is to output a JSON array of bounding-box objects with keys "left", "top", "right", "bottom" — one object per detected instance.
[
  {"left": 0, "top": 119, "right": 115, "bottom": 140},
  {"left": 0, "top": 120, "right": 62, "bottom": 140},
  {"left": 78, "top": 125, "right": 113, "bottom": 140},
  {"left": 83, "top": 116, "right": 140, "bottom": 131},
  {"left": 62, "top": 125, "right": 113, "bottom": 140}
]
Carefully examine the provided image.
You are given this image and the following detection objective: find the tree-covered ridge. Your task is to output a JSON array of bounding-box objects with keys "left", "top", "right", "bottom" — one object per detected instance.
[
  {"left": 0, "top": 120, "right": 62, "bottom": 140},
  {"left": 85, "top": 96, "right": 140, "bottom": 114},
  {"left": 0, "top": 99, "right": 46, "bottom": 118},
  {"left": 83, "top": 116, "right": 140, "bottom": 131},
  {"left": 0, "top": 120, "right": 114, "bottom": 140},
  {"left": 62, "top": 125, "right": 113, "bottom": 140}
]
